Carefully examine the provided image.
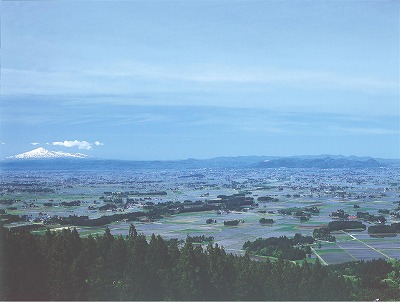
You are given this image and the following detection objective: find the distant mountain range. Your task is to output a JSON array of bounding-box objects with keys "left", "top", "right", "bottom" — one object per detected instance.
[
  {"left": 6, "top": 147, "right": 90, "bottom": 159},
  {"left": 255, "top": 157, "right": 382, "bottom": 169},
  {"left": 1, "top": 148, "right": 399, "bottom": 170}
]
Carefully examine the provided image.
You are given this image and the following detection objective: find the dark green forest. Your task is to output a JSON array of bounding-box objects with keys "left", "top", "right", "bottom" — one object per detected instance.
[
  {"left": 243, "top": 234, "right": 314, "bottom": 260},
  {"left": 1, "top": 225, "right": 399, "bottom": 301}
]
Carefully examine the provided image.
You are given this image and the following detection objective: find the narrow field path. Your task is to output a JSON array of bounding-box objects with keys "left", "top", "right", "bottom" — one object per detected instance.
[{"left": 310, "top": 246, "right": 329, "bottom": 265}]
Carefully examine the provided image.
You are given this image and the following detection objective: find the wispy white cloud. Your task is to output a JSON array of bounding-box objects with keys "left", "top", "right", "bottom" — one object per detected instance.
[
  {"left": 333, "top": 126, "right": 399, "bottom": 135},
  {"left": 94, "top": 141, "right": 103, "bottom": 146},
  {"left": 79, "top": 61, "right": 398, "bottom": 92},
  {"left": 165, "top": 67, "right": 398, "bottom": 93},
  {"left": 2, "top": 64, "right": 398, "bottom": 119},
  {"left": 111, "top": 113, "right": 170, "bottom": 126},
  {"left": 184, "top": 108, "right": 399, "bottom": 138},
  {"left": 188, "top": 111, "right": 311, "bottom": 135},
  {"left": 30, "top": 142, "right": 39, "bottom": 145},
  {"left": 2, "top": 63, "right": 397, "bottom": 98}
]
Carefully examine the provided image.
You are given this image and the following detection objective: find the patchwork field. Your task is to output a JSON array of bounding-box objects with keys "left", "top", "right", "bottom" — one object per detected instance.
[{"left": 2, "top": 167, "right": 400, "bottom": 265}]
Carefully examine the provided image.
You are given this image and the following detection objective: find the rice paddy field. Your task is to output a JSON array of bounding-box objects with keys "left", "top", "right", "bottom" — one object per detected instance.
[{"left": 1, "top": 167, "right": 399, "bottom": 265}]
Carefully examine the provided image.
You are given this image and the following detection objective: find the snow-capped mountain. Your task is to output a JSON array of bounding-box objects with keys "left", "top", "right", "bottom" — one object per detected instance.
[{"left": 6, "top": 147, "right": 90, "bottom": 159}]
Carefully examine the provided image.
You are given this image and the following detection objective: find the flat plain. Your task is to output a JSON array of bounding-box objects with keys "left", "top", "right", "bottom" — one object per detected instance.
[{"left": 1, "top": 166, "right": 399, "bottom": 264}]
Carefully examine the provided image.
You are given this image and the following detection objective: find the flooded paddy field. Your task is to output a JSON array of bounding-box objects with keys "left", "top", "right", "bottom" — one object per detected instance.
[{"left": 1, "top": 167, "right": 399, "bottom": 265}]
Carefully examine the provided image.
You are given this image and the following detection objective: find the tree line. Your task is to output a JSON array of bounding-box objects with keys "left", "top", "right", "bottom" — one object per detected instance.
[
  {"left": 243, "top": 234, "right": 314, "bottom": 261},
  {"left": 1, "top": 225, "right": 399, "bottom": 301}
]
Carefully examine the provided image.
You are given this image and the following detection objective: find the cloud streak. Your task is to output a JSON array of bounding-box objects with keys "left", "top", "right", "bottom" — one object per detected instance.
[
  {"left": 2, "top": 63, "right": 397, "bottom": 97},
  {"left": 2, "top": 64, "right": 398, "bottom": 119},
  {"left": 332, "top": 126, "right": 399, "bottom": 135}
]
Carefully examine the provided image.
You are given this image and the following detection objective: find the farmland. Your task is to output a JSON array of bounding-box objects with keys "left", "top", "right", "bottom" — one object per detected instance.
[{"left": 1, "top": 166, "right": 399, "bottom": 264}]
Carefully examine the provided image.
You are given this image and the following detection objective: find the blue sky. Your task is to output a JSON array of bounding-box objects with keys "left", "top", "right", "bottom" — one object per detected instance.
[{"left": 1, "top": 1, "right": 399, "bottom": 160}]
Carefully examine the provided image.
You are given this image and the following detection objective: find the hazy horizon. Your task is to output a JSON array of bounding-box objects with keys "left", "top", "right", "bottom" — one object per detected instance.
[
  {"left": 1, "top": 1, "right": 399, "bottom": 160},
  {"left": 4, "top": 146, "right": 400, "bottom": 162}
]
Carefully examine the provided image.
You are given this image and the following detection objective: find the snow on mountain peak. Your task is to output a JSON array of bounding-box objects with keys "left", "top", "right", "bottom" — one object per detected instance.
[{"left": 6, "top": 147, "right": 90, "bottom": 159}]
